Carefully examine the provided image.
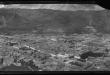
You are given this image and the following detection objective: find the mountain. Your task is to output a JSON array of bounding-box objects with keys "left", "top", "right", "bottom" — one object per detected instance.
[
  {"left": 0, "top": 6, "right": 109, "bottom": 35},
  {"left": 5, "top": 4, "right": 104, "bottom": 11}
]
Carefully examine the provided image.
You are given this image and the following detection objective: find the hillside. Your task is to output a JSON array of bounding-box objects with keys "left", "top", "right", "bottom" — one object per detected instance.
[{"left": 0, "top": 8, "right": 109, "bottom": 35}]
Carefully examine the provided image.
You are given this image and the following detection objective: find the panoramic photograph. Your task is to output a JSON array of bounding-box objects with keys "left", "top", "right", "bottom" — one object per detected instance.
[{"left": 0, "top": 3, "right": 110, "bottom": 73}]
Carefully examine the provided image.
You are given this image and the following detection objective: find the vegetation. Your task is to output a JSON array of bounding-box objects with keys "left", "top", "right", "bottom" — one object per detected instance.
[{"left": 0, "top": 32, "right": 110, "bottom": 71}]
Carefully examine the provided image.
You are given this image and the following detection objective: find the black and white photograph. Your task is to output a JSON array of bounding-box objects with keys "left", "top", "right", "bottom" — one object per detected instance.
[{"left": 0, "top": 1, "right": 109, "bottom": 73}]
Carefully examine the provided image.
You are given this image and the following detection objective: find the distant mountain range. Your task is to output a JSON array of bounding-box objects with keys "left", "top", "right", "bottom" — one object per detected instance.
[{"left": 4, "top": 4, "right": 104, "bottom": 11}]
